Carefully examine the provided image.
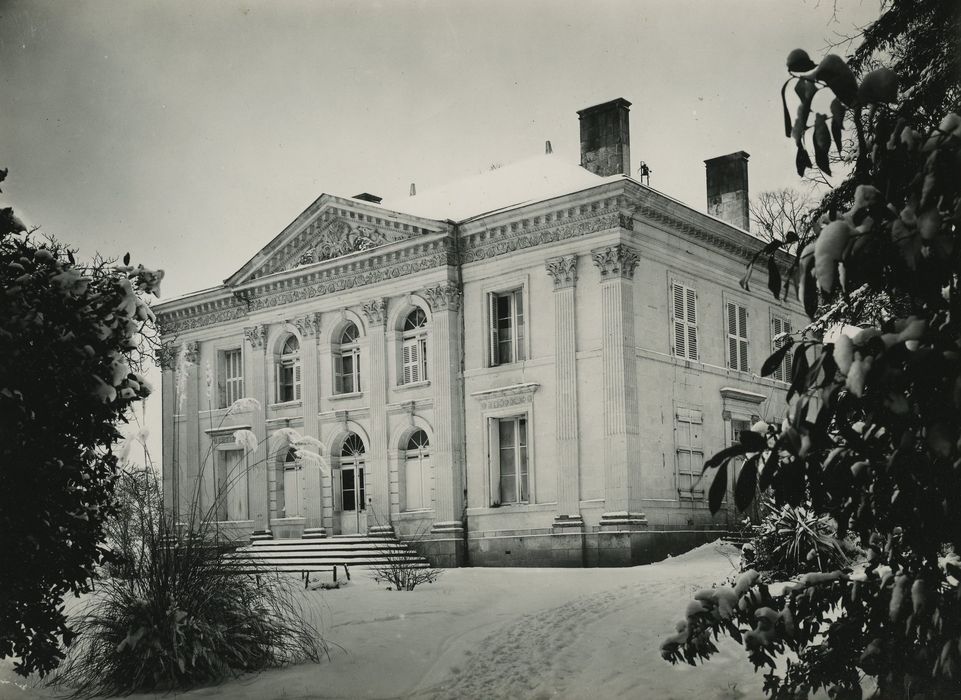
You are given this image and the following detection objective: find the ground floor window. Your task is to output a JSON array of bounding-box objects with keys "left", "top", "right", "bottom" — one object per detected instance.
[
  {"left": 675, "top": 407, "right": 704, "bottom": 496},
  {"left": 489, "top": 415, "right": 529, "bottom": 505},
  {"left": 215, "top": 448, "right": 248, "bottom": 521},
  {"left": 404, "top": 429, "right": 431, "bottom": 511},
  {"left": 341, "top": 432, "right": 366, "bottom": 512},
  {"left": 283, "top": 448, "right": 304, "bottom": 517}
]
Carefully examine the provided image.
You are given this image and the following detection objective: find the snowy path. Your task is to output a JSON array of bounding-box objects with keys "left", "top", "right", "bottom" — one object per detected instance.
[{"left": 0, "top": 543, "right": 764, "bottom": 700}]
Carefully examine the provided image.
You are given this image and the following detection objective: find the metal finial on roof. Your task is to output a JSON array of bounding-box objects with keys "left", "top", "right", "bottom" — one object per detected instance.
[
  {"left": 409, "top": 183, "right": 416, "bottom": 197},
  {"left": 545, "top": 140, "right": 553, "bottom": 155}
]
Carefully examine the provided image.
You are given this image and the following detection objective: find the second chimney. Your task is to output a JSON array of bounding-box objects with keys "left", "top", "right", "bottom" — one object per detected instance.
[
  {"left": 704, "top": 151, "right": 750, "bottom": 231},
  {"left": 577, "top": 98, "right": 631, "bottom": 177}
]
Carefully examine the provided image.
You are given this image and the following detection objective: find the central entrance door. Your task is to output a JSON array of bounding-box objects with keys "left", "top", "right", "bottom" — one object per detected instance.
[{"left": 338, "top": 432, "right": 367, "bottom": 534}]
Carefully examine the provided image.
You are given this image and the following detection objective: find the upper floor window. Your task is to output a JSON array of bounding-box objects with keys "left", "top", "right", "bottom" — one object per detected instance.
[
  {"left": 276, "top": 335, "right": 301, "bottom": 403},
  {"left": 402, "top": 308, "right": 428, "bottom": 384},
  {"left": 488, "top": 289, "right": 525, "bottom": 366},
  {"left": 671, "top": 281, "right": 698, "bottom": 361},
  {"left": 726, "top": 302, "right": 749, "bottom": 372},
  {"left": 771, "top": 316, "right": 794, "bottom": 382},
  {"left": 218, "top": 348, "right": 244, "bottom": 408},
  {"left": 335, "top": 322, "right": 361, "bottom": 394}
]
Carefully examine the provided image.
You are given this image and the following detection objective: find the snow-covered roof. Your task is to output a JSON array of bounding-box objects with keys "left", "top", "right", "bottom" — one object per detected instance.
[{"left": 378, "top": 154, "right": 621, "bottom": 222}]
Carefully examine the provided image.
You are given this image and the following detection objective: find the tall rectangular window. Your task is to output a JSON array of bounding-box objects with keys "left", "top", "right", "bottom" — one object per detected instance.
[
  {"left": 726, "top": 302, "right": 749, "bottom": 372},
  {"left": 277, "top": 359, "right": 301, "bottom": 403},
  {"left": 771, "top": 316, "right": 793, "bottom": 381},
  {"left": 489, "top": 416, "right": 529, "bottom": 505},
  {"left": 488, "top": 289, "right": 525, "bottom": 366},
  {"left": 672, "top": 282, "right": 698, "bottom": 361},
  {"left": 675, "top": 407, "right": 704, "bottom": 495},
  {"left": 218, "top": 348, "right": 244, "bottom": 408},
  {"left": 336, "top": 349, "right": 361, "bottom": 393}
]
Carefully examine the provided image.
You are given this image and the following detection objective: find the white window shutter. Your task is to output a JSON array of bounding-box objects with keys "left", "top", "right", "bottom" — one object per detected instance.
[
  {"left": 419, "top": 337, "right": 428, "bottom": 381},
  {"left": 334, "top": 355, "right": 343, "bottom": 394},
  {"left": 354, "top": 350, "right": 362, "bottom": 392},
  {"left": 488, "top": 293, "right": 499, "bottom": 367},
  {"left": 672, "top": 283, "right": 685, "bottom": 358},
  {"left": 488, "top": 418, "right": 500, "bottom": 505},
  {"left": 293, "top": 361, "right": 302, "bottom": 401},
  {"left": 513, "top": 289, "right": 525, "bottom": 362}
]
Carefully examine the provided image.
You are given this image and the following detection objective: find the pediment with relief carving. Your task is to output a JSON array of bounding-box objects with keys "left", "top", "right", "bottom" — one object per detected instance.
[{"left": 254, "top": 215, "right": 417, "bottom": 278}]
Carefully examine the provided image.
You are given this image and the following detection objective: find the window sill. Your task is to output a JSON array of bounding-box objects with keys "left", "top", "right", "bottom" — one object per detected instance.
[
  {"left": 394, "top": 380, "right": 430, "bottom": 392},
  {"left": 328, "top": 391, "right": 363, "bottom": 401},
  {"left": 269, "top": 400, "right": 303, "bottom": 410}
]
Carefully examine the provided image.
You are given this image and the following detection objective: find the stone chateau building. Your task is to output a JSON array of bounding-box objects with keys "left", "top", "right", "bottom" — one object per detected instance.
[{"left": 156, "top": 98, "right": 805, "bottom": 567}]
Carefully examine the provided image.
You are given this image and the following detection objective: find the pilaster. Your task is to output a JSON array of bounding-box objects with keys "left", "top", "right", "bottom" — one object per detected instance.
[
  {"left": 591, "top": 244, "right": 645, "bottom": 518},
  {"left": 296, "top": 313, "right": 323, "bottom": 531},
  {"left": 243, "top": 324, "right": 270, "bottom": 536},
  {"left": 545, "top": 255, "right": 582, "bottom": 527},
  {"left": 423, "top": 281, "right": 466, "bottom": 560},
  {"left": 362, "top": 298, "right": 390, "bottom": 526}
]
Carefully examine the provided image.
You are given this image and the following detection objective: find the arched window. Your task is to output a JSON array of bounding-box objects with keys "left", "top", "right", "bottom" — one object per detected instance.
[
  {"left": 282, "top": 447, "right": 303, "bottom": 517},
  {"left": 340, "top": 433, "right": 366, "bottom": 511},
  {"left": 276, "top": 334, "right": 301, "bottom": 403},
  {"left": 404, "top": 429, "right": 431, "bottom": 511},
  {"left": 401, "top": 308, "right": 428, "bottom": 384},
  {"left": 335, "top": 322, "right": 361, "bottom": 394}
]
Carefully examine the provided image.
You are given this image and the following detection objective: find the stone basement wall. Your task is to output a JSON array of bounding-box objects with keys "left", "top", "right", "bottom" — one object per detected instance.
[{"left": 406, "top": 527, "right": 729, "bottom": 568}]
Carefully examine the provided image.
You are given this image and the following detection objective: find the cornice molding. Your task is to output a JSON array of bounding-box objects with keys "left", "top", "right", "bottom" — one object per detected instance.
[
  {"left": 591, "top": 244, "right": 639, "bottom": 279},
  {"left": 545, "top": 254, "right": 578, "bottom": 289},
  {"left": 470, "top": 382, "right": 540, "bottom": 410}
]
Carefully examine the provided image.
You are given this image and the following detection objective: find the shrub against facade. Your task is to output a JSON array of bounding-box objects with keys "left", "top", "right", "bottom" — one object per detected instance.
[
  {"left": 661, "top": 33, "right": 961, "bottom": 700},
  {"left": 0, "top": 171, "right": 161, "bottom": 676}
]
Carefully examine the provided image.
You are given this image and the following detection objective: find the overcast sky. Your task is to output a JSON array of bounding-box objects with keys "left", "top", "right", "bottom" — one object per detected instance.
[{"left": 1, "top": 0, "right": 882, "bottom": 301}]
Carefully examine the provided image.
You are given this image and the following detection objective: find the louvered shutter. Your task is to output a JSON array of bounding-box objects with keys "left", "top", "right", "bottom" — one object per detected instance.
[
  {"left": 419, "top": 337, "right": 428, "bottom": 381},
  {"left": 402, "top": 337, "right": 420, "bottom": 384},
  {"left": 727, "top": 303, "right": 738, "bottom": 370},
  {"left": 738, "top": 305, "right": 748, "bottom": 371},
  {"left": 488, "top": 418, "right": 501, "bottom": 505},
  {"left": 672, "top": 283, "right": 686, "bottom": 358},
  {"left": 686, "top": 287, "right": 698, "bottom": 360},
  {"left": 488, "top": 293, "right": 499, "bottom": 367},
  {"left": 513, "top": 290, "right": 525, "bottom": 361},
  {"left": 334, "top": 355, "right": 343, "bottom": 394},
  {"left": 293, "top": 361, "right": 302, "bottom": 401},
  {"left": 772, "top": 317, "right": 793, "bottom": 381}
]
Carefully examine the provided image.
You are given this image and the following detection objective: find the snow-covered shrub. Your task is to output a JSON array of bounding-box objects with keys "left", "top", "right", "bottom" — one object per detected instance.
[
  {"left": 746, "top": 499, "right": 849, "bottom": 579},
  {"left": 52, "top": 468, "right": 325, "bottom": 697},
  {"left": 0, "top": 171, "right": 160, "bottom": 676}
]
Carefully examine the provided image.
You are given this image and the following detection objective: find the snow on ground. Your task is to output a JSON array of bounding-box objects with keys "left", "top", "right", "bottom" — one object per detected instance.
[{"left": 1, "top": 542, "right": 763, "bottom": 700}]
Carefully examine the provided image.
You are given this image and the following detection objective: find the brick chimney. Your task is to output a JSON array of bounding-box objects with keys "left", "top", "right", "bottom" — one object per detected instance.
[
  {"left": 577, "top": 98, "right": 631, "bottom": 177},
  {"left": 704, "top": 151, "right": 750, "bottom": 231}
]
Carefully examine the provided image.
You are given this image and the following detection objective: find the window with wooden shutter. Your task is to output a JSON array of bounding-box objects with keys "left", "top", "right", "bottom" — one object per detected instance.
[
  {"left": 401, "top": 308, "right": 428, "bottom": 384},
  {"left": 276, "top": 335, "right": 300, "bottom": 403},
  {"left": 488, "top": 415, "right": 529, "bottom": 505},
  {"left": 336, "top": 323, "right": 361, "bottom": 394},
  {"left": 672, "top": 282, "right": 698, "bottom": 361},
  {"left": 675, "top": 407, "right": 704, "bottom": 496},
  {"left": 223, "top": 349, "right": 244, "bottom": 407},
  {"left": 771, "top": 316, "right": 794, "bottom": 381},
  {"left": 727, "top": 302, "right": 749, "bottom": 372},
  {"left": 487, "top": 289, "right": 525, "bottom": 367}
]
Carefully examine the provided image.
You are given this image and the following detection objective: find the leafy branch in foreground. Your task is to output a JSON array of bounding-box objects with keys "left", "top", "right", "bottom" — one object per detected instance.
[{"left": 661, "top": 23, "right": 961, "bottom": 700}]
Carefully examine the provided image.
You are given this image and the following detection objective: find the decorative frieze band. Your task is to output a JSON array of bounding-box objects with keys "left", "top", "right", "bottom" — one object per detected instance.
[
  {"left": 423, "top": 282, "right": 462, "bottom": 312},
  {"left": 591, "top": 244, "right": 639, "bottom": 280},
  {"left": 362, "top": 298, "right": 388, "bottom": 326},
  {"left": 545, "top": 254, "right": 578, "bottom": 290},
  {"left": 244, "top": 324, "right": 268, "bottom": 349}
]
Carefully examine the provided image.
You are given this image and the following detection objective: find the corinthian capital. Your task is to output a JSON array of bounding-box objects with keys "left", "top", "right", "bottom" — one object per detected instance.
[
  {"left": 545, "top": 255, "right": 578, "bottom": 290},
  {"left": 294, "top": 312, "right": 321, "bottom": 338},
  {"left": 423, "top": 282, "right": 462, "bottom": 312},
  {"left": 362, "top": 298, "right": 388, "bottom": 326},
  {"left": 591, "top": 244, "right": 639, "bottom": 280},
  {"left": 244, "top": 324, "right": 267, "bottom": 349}
]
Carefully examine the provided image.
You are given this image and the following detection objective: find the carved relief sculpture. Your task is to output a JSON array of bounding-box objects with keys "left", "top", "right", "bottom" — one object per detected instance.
[
  {"left": 423, "top": 282, "right": 462, "bottom": 312},
  {"left": 244, "top": 324, "right": 268, "bottom": 349},
  {"left": 362, "top": 298, "right": 388, "bottom": 326}
]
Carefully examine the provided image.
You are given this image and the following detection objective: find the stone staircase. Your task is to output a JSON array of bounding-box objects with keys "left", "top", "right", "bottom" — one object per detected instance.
[{"left": 227, "top": 532, "right": 431, "bottom": 576}]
